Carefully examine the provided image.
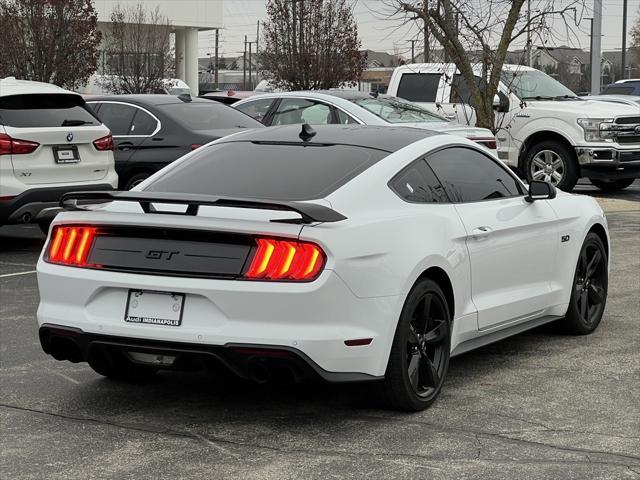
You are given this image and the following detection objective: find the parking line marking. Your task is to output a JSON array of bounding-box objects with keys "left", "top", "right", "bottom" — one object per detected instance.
[
  {"left": 51, "top": 371, "right": 81, "bottom": 385},
  {"left": 0, "top": 270, "right": 36, "bottom": 278}
]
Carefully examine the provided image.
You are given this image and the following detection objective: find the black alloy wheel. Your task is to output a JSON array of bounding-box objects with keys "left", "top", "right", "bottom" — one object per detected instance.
[
  {"left": 383, "top": 278, "right": 451, "bottom": 411},
  {"left": 564, "top": 232, "right": 608, "bottom": 335}
]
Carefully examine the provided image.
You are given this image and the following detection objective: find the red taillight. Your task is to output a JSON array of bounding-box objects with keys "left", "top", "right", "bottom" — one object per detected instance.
[
  {"left": 190, "top": 144, "right": 202, "bottom": 150},
  {"left": 93, "top": 134, "right": 114, "bottom": 151},
  {"left": 0, "top": 133, "right": 39, "bottom": 155},
  {"left": 47, "top": 226, "right": 97, "bottom": 266},
  {"left": 469, "top": 136, "right": 497, "bottom": 150},
  {"left": 245, "top": 238, "right": 325, "bottom": 281}
]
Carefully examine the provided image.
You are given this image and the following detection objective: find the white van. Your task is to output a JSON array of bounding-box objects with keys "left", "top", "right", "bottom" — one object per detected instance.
[
  {"left": 388, "top": 64, "right": 640, "bottom": 191},
  {"left": 0, "top": 77, "right": 117, "bottom": 228}
]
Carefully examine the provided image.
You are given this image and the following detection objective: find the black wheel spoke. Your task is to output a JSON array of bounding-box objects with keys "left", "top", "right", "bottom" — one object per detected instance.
[
  {"left": 408, "top": 353, "right": 420, "bottom": 389},
  {"left": 585, "top": 250, "right": 602, "bottom": 279},
  {"left": 420, "top": 294, "right": 432, "bottom": 328},
  {"left": 408, "top": 325, "right": 420, "bottom": 346},
  {"left": 579, "top": 290, "right": 588, "bottom": 319},
  {"left": 588, "top": 284, "right": 604, "bottom": 305},
  {"left": 579, "top": 250, "right": 588, "bottom": 276},
  {"left": 425, "top": 319, "right": 446, "bottom": 344},
  {"left": 419, "top": 355, "right": 440, "bottom": 388}
]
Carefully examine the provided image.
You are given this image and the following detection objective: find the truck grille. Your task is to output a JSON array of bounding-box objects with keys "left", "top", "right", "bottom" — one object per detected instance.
[
  {"left": 619, "top": 151, "right": 640, "bottom": 162},
  {"left": 613, "top": 116, "right": 640, "bottom": 145}
]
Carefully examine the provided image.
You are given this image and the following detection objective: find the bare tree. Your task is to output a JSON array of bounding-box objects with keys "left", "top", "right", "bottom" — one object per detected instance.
[
  {"left": 261, "top": 0, "right": 367, "bottom": 90},
  {"left": 385, "top": 0, "right": 586, "bottom": 130},
  {"left": 99, "top": 3, "right": 174, "bottom": 94},
  {"left": 630, "top": 5, "right": 640, "bottom": 77},
  {"left": 0, "top": 0, "right": 101, "bottom": 89}
]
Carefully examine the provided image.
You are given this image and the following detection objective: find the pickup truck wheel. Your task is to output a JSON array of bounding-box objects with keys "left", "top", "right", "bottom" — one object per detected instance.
[
  {"left": 525, "top": 140, "right": 578, "bottom": 192},
  {"left": 589, "top": 178, "right": 635, "bottom": 192}
]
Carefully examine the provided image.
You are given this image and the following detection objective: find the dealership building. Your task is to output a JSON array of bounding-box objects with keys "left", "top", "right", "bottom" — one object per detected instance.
[{"left": 93, "top": 0, "right": 222, "bottom": 95}]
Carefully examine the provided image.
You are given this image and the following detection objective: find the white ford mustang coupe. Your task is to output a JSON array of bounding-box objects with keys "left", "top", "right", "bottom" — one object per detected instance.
[{"left": 36, "top": 125, "right": 609, "bottom": 411}]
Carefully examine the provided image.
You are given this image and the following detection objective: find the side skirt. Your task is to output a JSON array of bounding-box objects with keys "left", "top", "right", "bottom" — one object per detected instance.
[{"left": 450, "top": 314, "right": 563, "bottom": 357}]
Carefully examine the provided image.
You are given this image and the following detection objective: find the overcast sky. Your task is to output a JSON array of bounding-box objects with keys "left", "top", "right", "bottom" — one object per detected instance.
[{"left": 198, "top": 0, "right": 640, "bottom": 59}]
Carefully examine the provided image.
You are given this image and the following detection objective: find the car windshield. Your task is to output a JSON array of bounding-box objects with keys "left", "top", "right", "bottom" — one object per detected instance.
[
  {"left": 502, "top": 69, "right": 578, "bottom": 99},
  {"left": 602, "top": 86, "right": 636, "bottom": 95},
  {"left": 351, "top": 96, "right": 448, "bottom": 124},
  {"left": 157, "top": 102, "right": 262, "bottom": 130},
  {"left": 145, "top": 141, "right": 388, "bottom": 201}
]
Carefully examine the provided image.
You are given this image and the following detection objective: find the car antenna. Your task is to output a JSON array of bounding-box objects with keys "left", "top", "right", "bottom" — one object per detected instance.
[
  {"left": 178, "top": 93, "right": 192, "bottom": 103},
  {"left": 299, "top": 123, "right": 317, "bottom": 142}
]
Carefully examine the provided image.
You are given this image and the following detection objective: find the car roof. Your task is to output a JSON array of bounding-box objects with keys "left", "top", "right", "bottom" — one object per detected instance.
[
  {"left": 614, "top": 79, "right": 640, "bottom": 84},
  {"left": 218, "top": 124, "right": 440, "bottom": 152},
  {"left": 0, "top": 77, "right": 76, "bottom": 97},
  {"left": 85, "top": 94, "right": 213, "bottom": 107}
]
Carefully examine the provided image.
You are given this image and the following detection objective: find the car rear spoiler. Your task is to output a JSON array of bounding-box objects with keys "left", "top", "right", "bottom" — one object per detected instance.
[{"left": 58, "top": 190, "right": 347, "bottom": 224}]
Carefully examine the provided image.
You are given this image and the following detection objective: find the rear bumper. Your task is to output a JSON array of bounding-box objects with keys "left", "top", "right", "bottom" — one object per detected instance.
[
  {"left": 36, "top": 260, "right": 401, "bottom": 378},
  {"left": 39, "top": 324, "right": 380, "bottom": 383},
  {"left": 0, "top": 183, "right": 114, "bottom": 225}
]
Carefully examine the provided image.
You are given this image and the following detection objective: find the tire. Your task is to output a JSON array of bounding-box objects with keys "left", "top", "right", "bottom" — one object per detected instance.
[
  {"left": 563, "top": 232, "right": 608, "bottom": 335},
  {"left": 88, "top": 346, "right": 157, "bottom": 381},
  {"left": 382, "top": 278, "right": 451, "bottom": 411},
  {"left": 525, "top": 140, "right": 579, "bottom": 192},
  {"left": 123, "top": 172, "right": 151, "bottom": 191},
  {"left": 589, "top": 178, "right": 635, "bottom": 192}
]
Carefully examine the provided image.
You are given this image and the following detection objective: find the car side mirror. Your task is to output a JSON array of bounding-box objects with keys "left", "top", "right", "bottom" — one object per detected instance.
[
  {"left": 525, "top": 180, "right": 557, "bottom": 202},
  {"left": 493, "top": 92, "right": 510, "bottom": 113}
]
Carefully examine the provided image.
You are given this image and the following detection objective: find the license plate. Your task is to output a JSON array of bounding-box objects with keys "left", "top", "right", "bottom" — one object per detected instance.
[
  {"left": 125, "top": 290, "right": 185, "bottom": 327},
  {"left": 53, "top": 146, "right": 80, "bottom": 164}
]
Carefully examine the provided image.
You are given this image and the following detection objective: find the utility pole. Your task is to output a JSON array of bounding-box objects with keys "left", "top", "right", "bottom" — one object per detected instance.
[
  {"left": 256, "top": 20, "right": 260, "bottom": 71},
  {"left": 526, "top": 0, "right": 532, "bottom": 66},
  {"left": 590, "top": 0, "right": 602, "bottom": 95},
  {"left": 214, "top": 29, "right": 219, "bottom": 89},
  {"left": 248, "top": 42, "right": 252, "bottom": 90},
  {"left": 423, "top": 0, "right": 429, "bottom": 63},
  {"left": 243, "top": 35, "right": 247, "bottom": 90},
  {"left": 408, "top": 39, "right": 417, "bottom": 63},
  {"left": 622, "top": 0, "right": 628, "bottom": 81}
]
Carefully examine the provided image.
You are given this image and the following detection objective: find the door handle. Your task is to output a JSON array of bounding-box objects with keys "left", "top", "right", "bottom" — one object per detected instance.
[
  {"left": 117, "top": 141, "right": 134, "bottom": 151},
  {"left": 471, "top": 226, "right": 493, "bottom": 238},
  {"left": 444, "top": 114, "right": 456, "bottom": 120}
]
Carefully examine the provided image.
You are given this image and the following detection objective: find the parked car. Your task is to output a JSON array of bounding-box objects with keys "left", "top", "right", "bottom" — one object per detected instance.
[
  {"left": 37, "top": 124, "right": 609, "bottom": 411},
  {"left": 585, "top": 94, "right": 640, "bottom": 111},
  {"left": 0, "top": 77, "right": 117, "bottom": 229},
  {"left": 200, "top": 90, "right": 255, "bottom": 105},
  {"left": 387, "top": 64, "right": 640, "bottom": 192},
  {"left": 86, "top": 94, "right": 263, "bottom": 189},
  {"left": 234, "top": 91, "right": 497, "bottom": 151},
  {"left": 601, "top": 79, "right": 640, "bottom": 96}
]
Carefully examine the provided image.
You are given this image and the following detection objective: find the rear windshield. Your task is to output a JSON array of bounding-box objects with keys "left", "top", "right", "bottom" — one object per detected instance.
[
  {"left": 0, "top": 94, "right": 98, "bottom": 128},
  {"left": 145, "top": 141, "right": 388, "bottom": 200},
  {"left": 601, "top": 86, "right": 636, "bottom": 95},
  {"left": 157, "top": 102, "right": 262, "bottom": 130},
  {"left": 352, "top": 96, "right": 447, "bottom": 124}
]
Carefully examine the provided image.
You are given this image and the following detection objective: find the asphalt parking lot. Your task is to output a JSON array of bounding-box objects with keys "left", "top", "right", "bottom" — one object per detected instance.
[{"left": 1, "top": 181, "right": 639, "bottom": 480}]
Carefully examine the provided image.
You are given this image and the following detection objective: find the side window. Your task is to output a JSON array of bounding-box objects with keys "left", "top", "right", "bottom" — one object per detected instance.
[
  {"left": 426, "top": 147, "right": 522, "bottom": 203},
  {"left": 234, "top": 98, "right": 275, "bottom": 123},
  {"left": 130, "top": 109, "right": 158, "bottom": 135},
  {"left": 95, "top": 103, "right": 137, "bottom": 135},
  {"left": 396, "top": 73, "right": 440, "bottom": 102},
  {"left": 271, "top": 99, "right": 333, "bottom": 126},
  {"left": 449, "top": 74, "right": 484, "bottom": 105},
  {"left": 389, "top": 159, "right": 449, "bottom": 203},
  {"left": 86, "top": 102, "right": 101, "bottom": 116},
  {"left": 335, "top": 109, "right": 359, "bottom": 125}
]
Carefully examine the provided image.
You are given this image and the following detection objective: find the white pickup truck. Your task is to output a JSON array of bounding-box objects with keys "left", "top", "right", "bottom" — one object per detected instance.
[{"left": 388, "top": 64, "right": 640, "bottom": 191}]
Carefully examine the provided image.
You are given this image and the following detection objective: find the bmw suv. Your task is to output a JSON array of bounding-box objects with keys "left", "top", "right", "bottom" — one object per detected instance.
[{"left": 0, "top": 77, "right": 117, "bottom": 229}]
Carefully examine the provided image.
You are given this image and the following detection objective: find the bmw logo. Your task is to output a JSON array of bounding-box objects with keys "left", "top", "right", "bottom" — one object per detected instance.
[
  {"left": 635, "top": 125, "right": 640, "bottom": 135},
  {"left": 66, "top": 132, "right": 74, "bottom": 142}
]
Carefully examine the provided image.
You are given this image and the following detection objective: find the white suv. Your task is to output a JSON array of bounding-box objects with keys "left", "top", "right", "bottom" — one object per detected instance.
[
  {"left": 388, "top": 64, "right": 640, "bottom": 191},
  {"left": 0, "top": 77, "right": 117, "bottom": 228}
]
